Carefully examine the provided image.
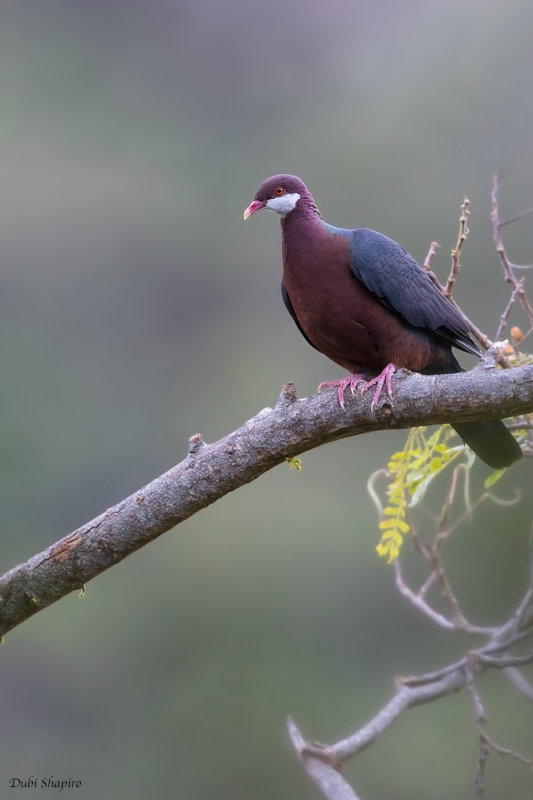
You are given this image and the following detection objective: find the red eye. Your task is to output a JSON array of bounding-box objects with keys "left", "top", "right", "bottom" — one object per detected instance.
[{"left": 274, "top": 186, "right": 285, "bottom": 196}]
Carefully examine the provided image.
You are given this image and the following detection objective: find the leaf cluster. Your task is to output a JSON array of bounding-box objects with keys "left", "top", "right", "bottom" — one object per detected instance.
[{"left": 376, "top": 425, "right": 468, "bottom": 561}]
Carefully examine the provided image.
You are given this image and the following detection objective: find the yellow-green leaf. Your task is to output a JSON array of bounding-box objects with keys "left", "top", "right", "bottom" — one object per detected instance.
[{"left": 484, "top": 468, "right": 505, "bottom": 488}]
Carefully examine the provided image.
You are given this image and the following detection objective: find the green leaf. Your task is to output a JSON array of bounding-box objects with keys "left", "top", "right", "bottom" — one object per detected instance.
[
  {"left": 285, "top": 456, "right": 302, "bottom": 471},
  {"left": 372, "top": 424, "right": 471, "bottom": 559},
  {"left": 484, "top": 468, "right": 505, "bottom": 488},
  {"left": 379, "top": 517, "right": 409, "bottom": 533},
  {"left": 383, "top": 505, "right": 405, "bottom": 517}
]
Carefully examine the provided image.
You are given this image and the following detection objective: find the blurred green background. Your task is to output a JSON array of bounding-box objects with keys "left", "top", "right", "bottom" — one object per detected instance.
[{"left": 1, "top": 1, "right": 533, "bottom": 798}]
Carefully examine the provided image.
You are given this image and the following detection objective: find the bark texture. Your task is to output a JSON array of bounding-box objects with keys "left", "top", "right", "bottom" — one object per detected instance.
[{"left": 1, "top": 359, "right": 532, "bottom": 637}]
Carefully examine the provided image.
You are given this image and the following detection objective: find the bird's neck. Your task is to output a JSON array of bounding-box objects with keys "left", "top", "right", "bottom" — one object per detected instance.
[
  {"left": 281, "top": 195, "right": 321, "bottom": 228},
  {"left": 280, "top": 202, "right": 330, "bottom": 286},
  {"left": 280, "top": 200, "right": 322, "bottom": 247}
]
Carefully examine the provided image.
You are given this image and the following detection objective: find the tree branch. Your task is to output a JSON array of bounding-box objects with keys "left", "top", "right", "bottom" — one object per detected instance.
[
  {"left": 1, "top": 359, "right": 532, "bottom": 638},
  {"left": 287, "top": 717, "right": 361, "bottom": 800},
  {"left": 286, "top": 559, "right": 533, "bottom": 798}
]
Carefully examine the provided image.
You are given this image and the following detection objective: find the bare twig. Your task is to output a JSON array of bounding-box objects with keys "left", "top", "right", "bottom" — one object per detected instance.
[
  {"left": 476, "top": 650, "right": 533, "bottom": 669},
  {"left": 467, "top": 658, "right": 533, "bottom": 775},
  {"left": 446, "top": 197, "right": 470, "bottom": 298},
  {"left": 423, "top": 240, "right": 440, "bottom": 271},
  {"left": 465, "top": 668, "right": 493, "bottom": 800},
  {"left": 474, "top": 738, "right": 491, "bottom": 800},
  {"left": 495, "top": 279, "right": 525, "bottom": 341},
  {"left": 396, "top": 463, "right": 518, "bottom": 637},
  {"left": 393, "top": 558, "right": 456, "bottom": 630},
  {"left": 480, "top": 731, "right": 533, "bottom": 768},
  {"left": 504, "top": 667, "right": 533, "bottom": 700},
  {"left": 491, "top": 173, "right": 533, "bottom": 332},
  {"left": 366, "top": 468, "right": 388, "bottom": 517},
  {"left": 500, "top": 205, "right": 533, "bottom": 228},
  {"left": 424, "top": 200, "right": 493, "bottom": 351}
]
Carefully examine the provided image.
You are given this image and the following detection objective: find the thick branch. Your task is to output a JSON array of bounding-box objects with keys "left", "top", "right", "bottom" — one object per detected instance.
[{"left": 1, "top": 361, "right": 532, "bottom": 637}]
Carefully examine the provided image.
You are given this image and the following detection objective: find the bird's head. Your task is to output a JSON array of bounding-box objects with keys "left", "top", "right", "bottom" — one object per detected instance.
[{"left": 243, "top": 174, "right": 308, "bottom": 221}]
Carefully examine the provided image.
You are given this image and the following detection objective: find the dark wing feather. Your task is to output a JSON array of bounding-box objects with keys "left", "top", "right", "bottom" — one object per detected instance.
[
  {"left": 281, "top": 283, "right": 318, "bottom": 350},
  {"left": 349, "top": 228, "right": 480, "bottom": 356}
]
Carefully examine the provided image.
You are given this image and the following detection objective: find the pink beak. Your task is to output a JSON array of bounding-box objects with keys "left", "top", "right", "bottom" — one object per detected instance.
[{"left": 243, "top": 199, "right": 265, "bottom": 220}]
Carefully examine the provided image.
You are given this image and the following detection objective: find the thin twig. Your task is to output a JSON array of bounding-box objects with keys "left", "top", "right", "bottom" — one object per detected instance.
[
  {"left": 465, "top": 660, "right": 533, "bottom": 799},
  {"left": 393, "top": 559, "right": 455, "bottom": 630},
  {"left": 477, "top": 650, "right": 533, "bottom": 669},
  {"left": 491, "top": 173, "right": 533, "bottom": 330},
  {"left": 504, "top": 667, "right": 533, "bottom": 701},
  {"left": 446, "top": 197, "right": 470, "bottom": 298},
  {"left": 423, "top": 241, "right": 440, "bottom": 271},
  {"left": 500, "top": 205, "right": 533, "bottom": 228},
  {"left": 423, "top": 203, "right": 493, "bottom": 351},
  {"left": 480, "top": 730, "right": 533, "bottom": 768},
  {"left": 495, "top": 279, "right": 525, "bottom": 341},
  {"left": 474, "top": 738, "right": 490, "bottom": 800},
  {"left": 401, "top": 464, "right": 495, "bottom": 635}
]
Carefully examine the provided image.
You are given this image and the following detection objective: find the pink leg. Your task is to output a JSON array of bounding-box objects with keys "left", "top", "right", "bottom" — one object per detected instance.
[
  {"left": 318, "top": 364, "right": 396, "bottom": 411},
  {"left": 360, "top": 363, "right": 396, "bottom": 410},
  {"left": 318, "top": 373, "right": 365, "bottom": 409}
]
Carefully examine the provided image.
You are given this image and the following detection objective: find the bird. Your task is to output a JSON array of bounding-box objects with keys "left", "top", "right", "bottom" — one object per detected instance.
[{"left": 243, "top": 173, "right": 522, "bottom": 469}]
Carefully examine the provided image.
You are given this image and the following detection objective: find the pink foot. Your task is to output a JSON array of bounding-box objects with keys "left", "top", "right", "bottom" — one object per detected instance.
[
  {"left": 360, "top": 363, "right": 396, "bottom": 410},
  {"left": 318, "top": 373, "right": 365, "bottom": 409}
]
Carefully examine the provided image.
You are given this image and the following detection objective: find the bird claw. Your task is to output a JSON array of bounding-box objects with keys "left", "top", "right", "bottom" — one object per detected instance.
[
  {"left": 318, "top": 374, "right": 364, "bottom": 409},
  {"left": 319, "top": 364, "right": 396, "bottom": 410},
  {"left": 360, "top": 363, "right": 396, "bottom": 410}
]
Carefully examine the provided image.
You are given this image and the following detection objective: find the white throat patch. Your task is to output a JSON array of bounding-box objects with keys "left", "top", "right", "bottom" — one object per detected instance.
[{"left": 265, "top": 192, "right": 301, "bottom": 218}]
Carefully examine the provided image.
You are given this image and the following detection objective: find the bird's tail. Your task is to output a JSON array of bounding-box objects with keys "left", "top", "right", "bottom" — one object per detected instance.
[
  {"left": 452, "top": 419, "right": 522, "bottom": 469},
  {"left": 422, "top": 349, "right": 522, "bottom": 469}
]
